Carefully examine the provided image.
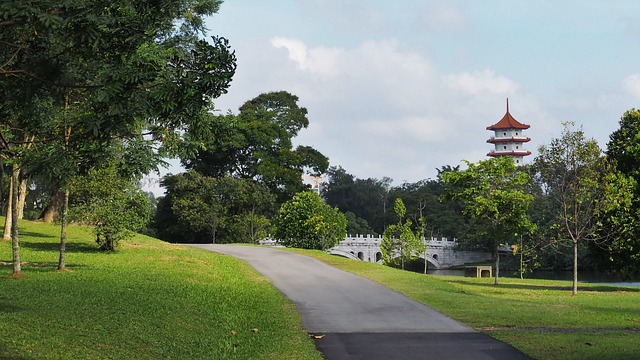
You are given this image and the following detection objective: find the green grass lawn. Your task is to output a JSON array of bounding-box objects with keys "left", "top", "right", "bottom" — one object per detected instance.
[
  {"left": 0, "top": 218, "right": 321, "bottom": 360},
  {"left": 290, "top": 248, "right": 640, "bottom": 360}
]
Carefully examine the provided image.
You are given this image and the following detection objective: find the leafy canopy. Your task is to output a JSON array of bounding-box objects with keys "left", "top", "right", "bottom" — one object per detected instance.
[
  {"left": 441, "top": 156, "right": 535, "bottom": 284},
  {"left": 181, "top": 91, "right": 328, "bottom": 201},
  {"left": 275, "top": 191, "right": 346, "bottom": 250}
]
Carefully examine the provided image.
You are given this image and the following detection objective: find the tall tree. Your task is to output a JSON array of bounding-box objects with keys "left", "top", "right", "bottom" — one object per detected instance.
[
  {"left": 441, "top": 156, "right": 535, "bottom": 285},
  {"left": 181, "top": 91, "right": 329, "bottom": 201},
  {"left": 598, "top": 109, "right": 640, "bottom": 278},
  {"left": 1, "top": 0, "right": 236, "bottom": 274},
  {"left": 534, "top": 122, "right": 632, "bottom": 294}
]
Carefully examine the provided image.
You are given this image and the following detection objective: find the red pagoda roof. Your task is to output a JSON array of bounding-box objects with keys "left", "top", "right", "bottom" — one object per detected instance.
[{"left": 486, "top": 99, "right": 530, "bottom": 131}]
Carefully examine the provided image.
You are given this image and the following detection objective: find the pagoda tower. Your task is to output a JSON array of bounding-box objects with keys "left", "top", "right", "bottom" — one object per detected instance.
[{"left": 486, "top": 99, "right": 531, "bottom": 164}]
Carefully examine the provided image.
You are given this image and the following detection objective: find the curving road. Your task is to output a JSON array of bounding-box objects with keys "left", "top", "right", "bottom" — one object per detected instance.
[{"left": 189, "top": 244, "right": 530, "bottom": 360}]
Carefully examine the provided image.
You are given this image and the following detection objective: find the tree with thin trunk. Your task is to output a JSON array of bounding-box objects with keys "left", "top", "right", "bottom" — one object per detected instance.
[
  {"left": 10, "top": 163, "right": 21, "bottom": 277},
  {"left": 381, "top": 198, "right": 426, "bottom": 270},
  {"left": 1, "top": 0, "right": 236, "bottom": 274},
  {"left": 2, "top": 170, "right": 12, "bottom": 241},
  {"left": 441, "top": 157, "right": 535, "bottom": 285},
  {"left": 534, "top": 122, "right": 632, "bottom": 294}
]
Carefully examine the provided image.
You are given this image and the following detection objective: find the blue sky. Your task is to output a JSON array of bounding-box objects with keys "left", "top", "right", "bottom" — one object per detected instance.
[{"left": 146, "top": 0, "right": 640, "bottom": 194}]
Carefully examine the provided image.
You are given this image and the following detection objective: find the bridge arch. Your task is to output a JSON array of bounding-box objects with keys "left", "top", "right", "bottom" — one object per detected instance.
[
  {"left": 328, "top": 249, "right": 360, "bottom": 261},
  {"left": 419, "top": 255, "right": 441, "bottom": 269}
]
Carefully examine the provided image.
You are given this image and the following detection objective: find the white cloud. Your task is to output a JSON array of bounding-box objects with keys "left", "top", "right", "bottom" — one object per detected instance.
[
  {"left": 623, "top": 74, "right": 640, "bottom": 100},
  {"left": 271, "top": 37, "right": 343, "bottom": 77},
  {"left": 443, "top": 69, "right": 519, "bottom": 95}
]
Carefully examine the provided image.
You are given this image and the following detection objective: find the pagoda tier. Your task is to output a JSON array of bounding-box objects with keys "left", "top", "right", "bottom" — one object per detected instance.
[
  {"left": 487, "top": 136, "right": 531, "bottom": 144},
  {"left": 486, "top": 99, "right": 531, "bottom": 164}
]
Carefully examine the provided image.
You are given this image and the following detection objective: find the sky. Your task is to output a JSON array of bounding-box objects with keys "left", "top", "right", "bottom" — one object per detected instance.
[{"left": 144, "top": 0, "right": 640, "bottom": 196}]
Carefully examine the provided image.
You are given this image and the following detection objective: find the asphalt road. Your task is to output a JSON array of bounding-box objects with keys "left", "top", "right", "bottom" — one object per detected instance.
[{"left": 189, "top": 244, "right": 530, "bottom": 360}]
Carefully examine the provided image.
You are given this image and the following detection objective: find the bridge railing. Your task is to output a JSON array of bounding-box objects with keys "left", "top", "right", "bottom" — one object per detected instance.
[{"left": 341, "top": 235, "right": 458, "bottom": 247}]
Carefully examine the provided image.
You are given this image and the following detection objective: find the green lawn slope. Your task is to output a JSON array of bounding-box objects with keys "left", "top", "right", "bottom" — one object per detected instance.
[{"left": 0, "top": 218, "right": 321, "bottom": 360}]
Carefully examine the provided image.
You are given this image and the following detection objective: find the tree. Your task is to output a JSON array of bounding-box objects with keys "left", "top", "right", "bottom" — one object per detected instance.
[
  {"left": 1, "top": 0, "right": 236, "bottom": 274},
  {"left": 344, "top": 211, "right": 375, "bottom": 236},
  {"left": 69, "top": 163, "right": 151, "bottom": 251},
  {"left": 601, "top": 109, "right": 640, "bottom": 278},
  {"left": 391, "top": 177, "right": 466, "bottom": 240},
  {"left": 534, "top": 122, "right": 632, "bottom": 294},
  {"left": 275, "top": 191, "right": 347, "bottom": 250},
  {"left": 441, "top": 156, "right": 535, "bottom": 285},
  {"left": 155, "top": 171, "right": 275, "bottom": 244},
  {"left": 381, "top": 198, "right": 426, "bottom": 270},
  {"left": 181, "top": 91, "right": 329, "bottom": 201},
  {"left": 322, "top": 166, "right": 392, "bottom": 233}
]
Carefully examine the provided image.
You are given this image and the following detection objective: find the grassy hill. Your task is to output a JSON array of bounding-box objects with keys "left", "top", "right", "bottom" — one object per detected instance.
[{"left": 0, "top": 218, "right": 321, "bottom": 359}]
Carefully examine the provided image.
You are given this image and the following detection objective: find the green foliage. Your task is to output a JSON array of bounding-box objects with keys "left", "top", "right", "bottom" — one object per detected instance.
[
  {"left": 1, "top": 0, "right": 236, "bottom": 270},
  {"left": 441, "top": 157, "right": 535, "bottom": 283},
  {"left": 322, "top": 166, "right": 392, "bottom": 233},
  {"left": 344, "top": 211, "right": 376, "bottom": 235},
  {"left": 322, "top": 166, "right": 465, "bottom": 237},
  {"left": 601, "top": 109, "right": 640, "bottom": 278},
  {"left": 275, "top": 191, "right": 347, "bottom": 250},
  {"left": 155, "top": 171, "right": 275, "bottom": 244},
  {"left": 181, "top": 91, "right": 329, "bottom": 201},
  {"left": 534, "top": 122, "right": 633, "bottom": 293},
  {"left": 442, "top": 157, "right": 534, "bottom": 245},
  {"left": 69, "top": 163, "right": 151, "bottom": 251},
  {"left": 381, "top": 198, "right": 426, "bottom": 269},
  {"left": 390, "top": 177, "right": 466, "bottom": 239}
]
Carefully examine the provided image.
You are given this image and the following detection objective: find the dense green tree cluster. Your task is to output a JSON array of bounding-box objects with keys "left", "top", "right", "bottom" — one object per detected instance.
[
  {"left": 321, "top": 166, "right": 465, "bottom": 238},
  {"left": 153, "top": 91, "right": 330, "bottom": 244},
  {"left": 1, "top": 0, "right": 235, "bottom": 275},
  {"left": 155, "top": 170, "right": 274, "bottom": 244}
]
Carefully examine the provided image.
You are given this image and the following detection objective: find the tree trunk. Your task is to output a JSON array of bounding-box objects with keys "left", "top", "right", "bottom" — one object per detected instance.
[
  {"left": 0, "top": 160, "right": 4, "bottom": 215},
  {"left": 17, "top": 176, "right": 27, "bottom": 220},
  {"left": 572, "top": 239, "right": 578, "bottom": 295},
  {"left": 2, "top": 173, "right": 13, "bottom": 241},
  {"left": 11, "top": 163, "right": 21, "bottom": 277},
  {"left": 40, "top": 188, "right": 63, "bottom": 223},
  {"left": 58, "top": 184, "right": 70, "bottom": 270},
  {"left": 494, "top": 246, "right": 500, "bottom": 285}
]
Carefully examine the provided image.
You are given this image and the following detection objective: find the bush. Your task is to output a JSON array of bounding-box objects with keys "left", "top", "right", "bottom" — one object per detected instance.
[{"left": 275, "top": 191, "right": 346, "bottom": 250}]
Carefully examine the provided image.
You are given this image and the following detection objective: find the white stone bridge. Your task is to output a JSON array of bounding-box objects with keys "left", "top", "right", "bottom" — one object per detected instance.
[{"left": 329, "top": 235, "right": 494, "bottom": 269}]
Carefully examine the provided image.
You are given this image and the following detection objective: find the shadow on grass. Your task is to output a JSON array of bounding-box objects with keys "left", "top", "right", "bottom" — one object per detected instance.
[
  {"left": 0, "top": 300, "right": 23, "bottom": 313},
  {"left": 446, "top": 279, "right": 640, "bottom": 293},
  {"left": 21, "top": 241, "right": 102, "bottom": 254},
  {"left": 0, "top": 260, "right": 89, "bottom": 273},
  {"left": 18, "top": 231, "right": 57, "bottom": 240},
  {"left": 0, "top": 344, "right": 34, "bottom": 360}
]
